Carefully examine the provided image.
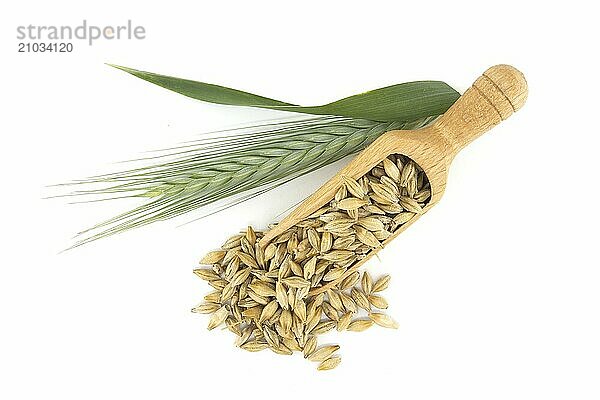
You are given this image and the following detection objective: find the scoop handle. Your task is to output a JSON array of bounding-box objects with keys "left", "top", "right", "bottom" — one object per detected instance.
[{"left": 432, "top": 64, "right": 528, "bottom": 156}]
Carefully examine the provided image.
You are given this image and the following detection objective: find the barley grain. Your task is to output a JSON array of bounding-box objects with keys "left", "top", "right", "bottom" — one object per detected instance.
[
  {"left": 323, "top": 267, "right": 346, "bottom": 282},
  {"left": 308, "top": 345, "right": 340, "bottom": 362},
  {"left": 372, "top": 275, "right": 391, "bottom": 293},
  {"left": 193, "top": 268, "right": 220, "bottom": 281},
  {"left": 361, "top": 272, "right": 373, "bottom": 294},
  {"left": 241, "top": 341, "right": 269, "bottom": 352},
  {"left": 191, "top": 302, "right": 221, "bottom": 314},
  {"left": 275, "top": 282, "right": 289, "bottom": 309},
  {"left": 369, "top": 312, "right": 399, "bottom": 329},
  {"left": 355, "top": 226, "right": 381, "bottom": 248},
  {"left": 351, "top": 287, "right": 370, "bottom": 311},
  {"left": 399, "top": 196, "right": 423, "bottom": 214},
  {"left": 207, "top": 306, "right": 229, "bottom": 330},
  {"left": 337, "top": 312, "right": 353, "bottom": 331},
  {"left": 347, "top": 319, "right": 374, "bottom": 332},
  {"left": 248, "top": 281, "right": 276, "bottom": 297},
  {"left": 368, "top": 295, "right": 389, "bottom": 309},
  {"left": 303, "top": 335, "right": 317, "bottom": 358},
  {"left": 200, "top": 251, "right": 226, "bottom": 265},
  {"left": 317, "top": 356, "right": 341, "bottom": 371},
  {"left": 336, "top": 197, "right": 368, "bottom": 211},
  {"left": 339, "top": 271, "right": 360, "bottom": 290},
  {"left": 282, "top": 276, "right": 311, "bottom": 288},
  {"left": 204, "top": 291, "right": 221, "bottom": 303},
  {"left": 311, "top": 321, "right": 336, "bottom": 335},
  {"left": 356, "top": 217, "right": 385, "bottom": 232}
]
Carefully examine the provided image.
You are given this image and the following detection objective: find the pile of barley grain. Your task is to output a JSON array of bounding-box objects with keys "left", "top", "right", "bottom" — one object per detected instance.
[{"left": 193, "top": 154, "right": 430, "bottom": 370}]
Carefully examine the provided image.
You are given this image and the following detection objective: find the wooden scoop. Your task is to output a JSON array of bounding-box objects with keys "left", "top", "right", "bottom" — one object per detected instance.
[{"left": 260, "top": 65, "right": 528, "bottom": 295}]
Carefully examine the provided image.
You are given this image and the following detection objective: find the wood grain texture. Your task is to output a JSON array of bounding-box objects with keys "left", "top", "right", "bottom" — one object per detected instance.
[{"left": 260, "top": 65, "right": 527, "bottom": 293}]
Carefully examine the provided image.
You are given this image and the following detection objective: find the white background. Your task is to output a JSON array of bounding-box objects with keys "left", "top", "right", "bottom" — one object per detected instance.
[{"left": 1, "top": 1, "right": 599, "bottom": 399}]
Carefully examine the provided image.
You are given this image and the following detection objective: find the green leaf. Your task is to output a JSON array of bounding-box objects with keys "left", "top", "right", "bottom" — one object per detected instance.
[{"left": 108, "top": 64, "right": 459, "bottom": 122}]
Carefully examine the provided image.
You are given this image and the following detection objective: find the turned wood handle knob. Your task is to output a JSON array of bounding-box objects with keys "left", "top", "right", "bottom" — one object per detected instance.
[
  {"left": 432, "top": 64, "right": 528, "bottom": 156},
  {"left": 475, "top": 64, "right": 528, "bottom": 118}
]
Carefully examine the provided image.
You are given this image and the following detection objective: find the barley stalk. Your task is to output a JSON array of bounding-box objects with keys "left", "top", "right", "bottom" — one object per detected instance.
[{"left": 59, "top": 116, "right": 437, "bottom": 248}]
